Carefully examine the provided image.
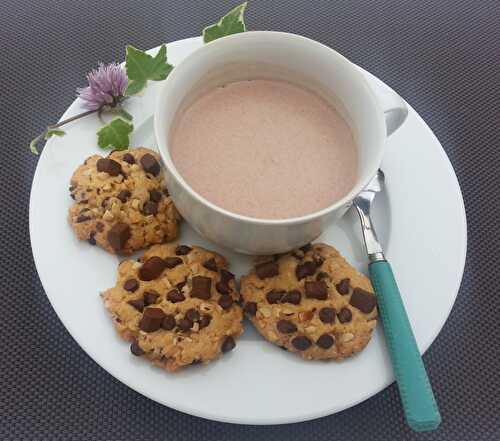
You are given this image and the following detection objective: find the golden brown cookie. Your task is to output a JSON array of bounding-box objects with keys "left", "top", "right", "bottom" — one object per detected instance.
[
  {"left": 102, "top": 244, "right": 244, "bottom": 372},
  {"left": 240, "top": 243, "right": 377, "bottom": 360},
  {"left": 68, "top": 147, "right": 179, "bottom": 255}
]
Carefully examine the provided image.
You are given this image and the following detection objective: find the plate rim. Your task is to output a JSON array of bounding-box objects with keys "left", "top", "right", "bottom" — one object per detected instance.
[{"left": 29, "top": 36, "right": 467, "bottom": 425}]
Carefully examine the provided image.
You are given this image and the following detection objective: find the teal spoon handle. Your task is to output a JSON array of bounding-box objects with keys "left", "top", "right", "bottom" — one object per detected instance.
[{"left": 369, "top": 260, "right": 441, "bottom": 432}]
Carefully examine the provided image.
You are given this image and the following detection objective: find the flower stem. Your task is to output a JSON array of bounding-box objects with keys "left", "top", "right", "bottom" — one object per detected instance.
[{"left": 48, "top": 108, "right": 99, "bottom": 129}]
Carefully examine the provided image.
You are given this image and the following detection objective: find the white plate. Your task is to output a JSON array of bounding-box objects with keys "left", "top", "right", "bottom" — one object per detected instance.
[{"left": 29, "top": 37, "right": 466, "bottom": 425}]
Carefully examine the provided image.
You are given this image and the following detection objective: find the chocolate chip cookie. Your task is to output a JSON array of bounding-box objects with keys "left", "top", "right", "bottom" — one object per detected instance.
[
  {"left": 68, "top": 148, "right": 179, "bottom": 255},
  {"left": 240, "top": 243, "right": 377, "bottom": 360},
  {"left": 102, "top": 244, "right": 244, "bottom": 371}
]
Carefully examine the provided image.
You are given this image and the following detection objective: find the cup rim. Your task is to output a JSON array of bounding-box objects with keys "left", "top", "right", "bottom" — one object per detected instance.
[{"left": 155, "top": 30, "right": 385, "bottom": 226}]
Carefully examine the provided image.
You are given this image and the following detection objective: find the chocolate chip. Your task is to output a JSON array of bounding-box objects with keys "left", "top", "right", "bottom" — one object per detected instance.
[
  {"left": 144, "top": 291, "right": 159, "bottom": 306},
  {"left": 296, "top": 261, "right": 317, "bottom": 280},
  {"left": 107, "top": 223, "right": 131, "bottom": 252},
  {"left": 161, "top": 314, "right": 176, "bottom": 330},
  {"left": 122, "top": 153, "right": 135, "bottom": 164},
  {"left": 243, "top": 302, "right": 257, "bottom": 316},
  {"left": 138, "top": 307, "right": 165, "bottom": 332},
  {"left": 283, "top": 290, "right": 302, "bottom": 305},
  {"left": 191, "top": 276, "right": 212, "bottom": 300},
  {"left": 199, "top": 314, "right": 212, "bottom": 329},
  {"left": 143, "top": 201, "right": 158, "bottom": 215},
  {"left": 175, "top": 245, "right": 192, "bottom": 256},
  {"left": 218, "top": 295, "right": 234, "bottom": 310},
  {"left": 277, "top": 320, "right": 297, "bottom": 334},
  {"left": 266, "top": 290, "right": 285, "bottom": 304},
  {"left": 216, "top": 281, "right": 231, "bottom": 295},
  {"left": 127, "top": 298, "right": 144, "bottom": 312},
  {"left": 300, "top": 243, "right": 312, "bottom": 253},
  {"left": 305, "top": 281, "right": 328, "bottom": 300},
  {"left": 87, "top": 232, "right": 96, "bottom": 245},
  {"left": 167, "top": 289, "right": 185, "bottom": 303},
  {"left": 221, "top": 336, "right": 236, "bottom": 353},
  {"left": 203, "top": 258, "right": 218, "bottom": 272},
  {"left": 96, "top": 158, "right": 122, "bottom": 176},
  {"left": 76, "top": 215, "right": 91, "bottom": 223},
  {"left": 255, "top": 261, "right": 279, "bottom": 279},
  {"left": 163, "top": 188, "right": 170, "bottom": 197},
  {"left": 70, "top": 193, "right": 76, "bottom": 200},
  {"left": 185, "top": 308, "right": 200, "bottom": 322},
  {"left": 336, "top": 278, "right": 350, "bottom": 295},
  {"left": 123, "top": 279, "right": 139, "bottom": 292},
  {"left": 149, "top": 189, "right": 162, "bottom": 202},
  {"left": 319, "top": 307, "right": 336, "bottom": 324},
  {"left": 316, "top": 271, "right": 331, "bottom": 281},
  {"left": 177, "top": 318, "right": 193, "bottom": 332},
  {"left": 316, "top": 334, "right": 335, "bottom": 349},
  {"left": 138, "top": 256, "right": 166, "bottom": 281},
  {"left": 96, "top": 222, "right": 104, "bottom": 232},
  {"left": 220, "top": 269, "right": 235, "bottom": 283},
  {"left": 350, "top": 288, "right": 377, "bottom": 313},
  {"left": 69, "top": 185, "right": 75, "bottom": 192},
  {"left": 337, "top": 307, "right": 352, "bottom": 323},
  {"left": 216, "top": 269, "right": 234, "bottom": 294},
  {"left": 176, "top": 280, "right": 186, "bottom": 291},
  {"left": 117, "top": 190, "right": 131, "bottom": 203},
  {"left": 291, "top": 336, "right": 312, "bottom": 351},
  {"left": 130, "top": 341, "right": 144, "bottom": 356},
  {"left": 140, "top": 154, "right": 160, "bottom": 176},
  {"left": 164, "top": 257, "right": 183, "bottom": 269}
]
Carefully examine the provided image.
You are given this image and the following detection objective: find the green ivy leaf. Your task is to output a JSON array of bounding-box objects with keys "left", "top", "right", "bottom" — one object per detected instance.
[
  {"left": 124, "top": 44, "right": 173, "bottom": 96},
  {"left": 203, "top": 2, "right": 247, "bottom": 43},
  {"left": 97, "top": 118, "right": 133, "bottom": 150}
]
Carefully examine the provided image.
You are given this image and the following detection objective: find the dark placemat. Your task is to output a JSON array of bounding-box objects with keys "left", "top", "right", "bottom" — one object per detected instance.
[{"left": 1, "top": 0, "right": 499, "bottom": 440}]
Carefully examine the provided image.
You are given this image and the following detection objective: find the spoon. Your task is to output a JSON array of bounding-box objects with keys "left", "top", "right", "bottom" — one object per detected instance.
[{"left": 353, "top": 169, "right": 441, "bottom": 432}]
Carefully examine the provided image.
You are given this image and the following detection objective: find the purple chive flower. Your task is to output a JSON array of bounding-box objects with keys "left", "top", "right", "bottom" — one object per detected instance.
[{"left": 77, "top": 62, "right": 128, "bottom": 110}]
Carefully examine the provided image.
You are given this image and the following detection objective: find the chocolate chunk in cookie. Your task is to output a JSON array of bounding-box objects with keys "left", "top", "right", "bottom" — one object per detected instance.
[
  {"left": 97, "top": 158, "right": 122, "bottom": 176},
  {"left": 175, "top": 245, "right": 192, "bottom": 255},
  {"left": 350, "top": 288, "right": 377, "bottom": 313},
  {"left": 296, "top": 261, "right": 317, "bottom": 280},
  {"left": 203, "top": 258, "right": 218, "bottom": 272},
  {"left": 319, "top": 307, "right": 336, "bottom": 324},
  {"left": 139, "top": 256, "right": 166, "bottom": 281},
  {"left": 336, "top": 278, "right": 350, "bottom": 295},
  {"left": 140, "top": 153, "right": 160, "bottom": 176},
  {"left": 123, "top": 279, "right": 139, "bottom": 292},
  {"left": 255, "top": 261, "right": 279, "bottom": 279},
  {"left": 139, "top": 308, "right": 165, "bottom": 332},
  {"left": 107, "top": 223, "right": 131, "bottom": 252},
  {"left": 305, "top": 281, "right": 328, "bottom": 300},
  {"left": 291, "top": 336, "right": 312, "bottom": 351},
  {"left": 191, "top": 276, "right": 212, "bottom": 300}
]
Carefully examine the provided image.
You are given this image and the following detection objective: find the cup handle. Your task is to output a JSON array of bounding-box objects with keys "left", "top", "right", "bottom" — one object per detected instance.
[{"left": 371, "top": 84, "right": 409, "bottom": 137}]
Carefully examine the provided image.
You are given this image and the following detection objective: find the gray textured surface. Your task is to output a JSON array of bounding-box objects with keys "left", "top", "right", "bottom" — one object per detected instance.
[{"left": 1, "top": 0, "right": 499, "bottom": 440}]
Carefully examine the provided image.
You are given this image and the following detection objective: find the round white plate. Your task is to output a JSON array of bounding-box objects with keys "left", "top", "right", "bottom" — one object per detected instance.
[{"left": 30, "top": 37, "right": 466, "bottom": 425}]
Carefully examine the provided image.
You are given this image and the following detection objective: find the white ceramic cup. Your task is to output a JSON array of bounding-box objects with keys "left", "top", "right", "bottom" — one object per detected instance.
[{"left": 155, "top": 31, "right": 407, "bottom": 255}]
